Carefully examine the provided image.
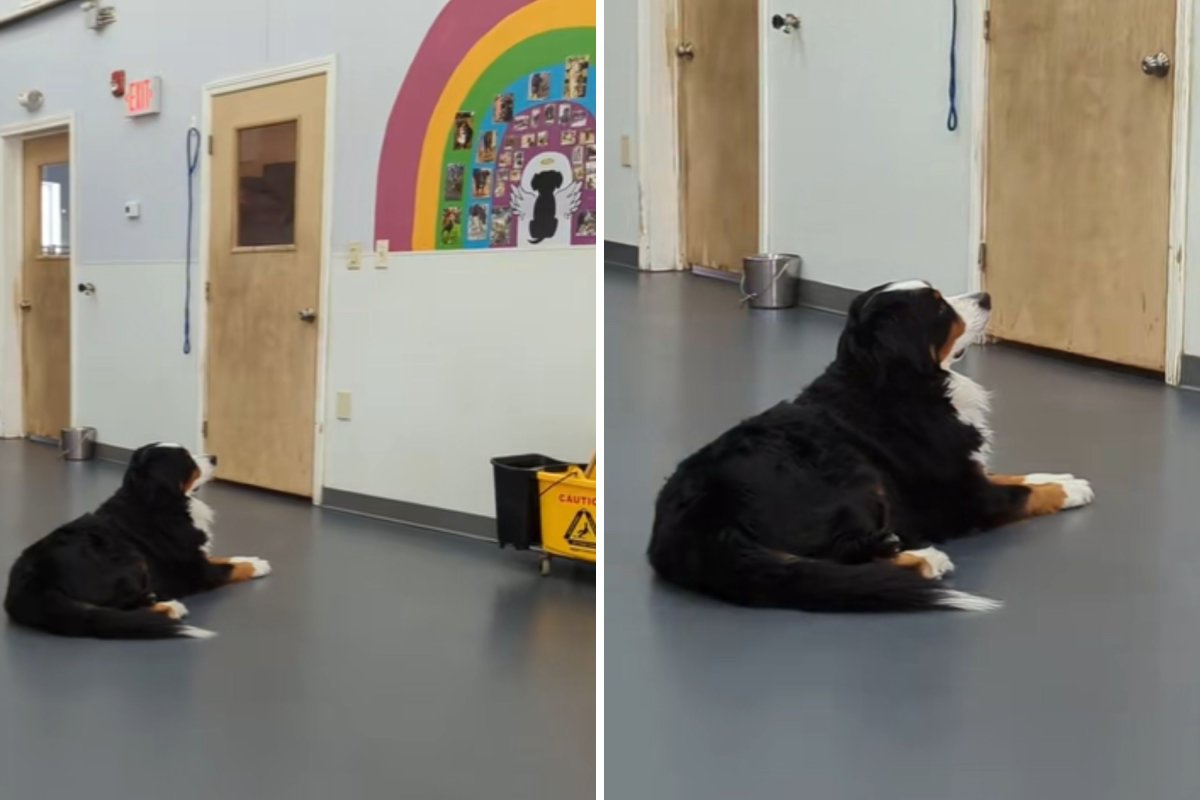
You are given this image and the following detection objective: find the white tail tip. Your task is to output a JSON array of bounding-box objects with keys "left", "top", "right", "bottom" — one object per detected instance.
[
  {"left": 936, "top": 589, "right": 1003, "bottom": 612},
  {"left": 177, "top": 625, "right": 217, "bottom": 639}
]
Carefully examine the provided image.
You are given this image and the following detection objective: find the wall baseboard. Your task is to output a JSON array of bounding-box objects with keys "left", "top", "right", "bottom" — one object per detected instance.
[
  {"left": 321, "top": 487, "right": 497, "bottom": 542},
  {"left": 91, "top": 442, "right": 495, "bottom": 541},
  {"left": 604, "top": 240, "right": 639, "bottom": 269},
  {"left": 690, "top": 267, "right": 857, "bottom": 315},
  {"left": 1180, "top": 354, "right": 1200, "bottom": 390},
  {"left": 95, "top": 442, "right": 134, "bottom": 464}
]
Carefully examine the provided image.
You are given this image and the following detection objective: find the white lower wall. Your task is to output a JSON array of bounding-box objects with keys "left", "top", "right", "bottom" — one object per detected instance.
[
  {"left": 322, "top": 247, "right": 595, "bottom": 517},
  {"left": 74, "top": 262, "right": 202, "bottom": 451}
]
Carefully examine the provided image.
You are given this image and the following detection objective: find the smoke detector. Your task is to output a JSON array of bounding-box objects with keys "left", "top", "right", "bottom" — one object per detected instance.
[
  {"left": 80, "top": 1, "right": 115, "bottom": 30},
  {"left": 17, "top": 90, "right": 44, "bottom": 111}
]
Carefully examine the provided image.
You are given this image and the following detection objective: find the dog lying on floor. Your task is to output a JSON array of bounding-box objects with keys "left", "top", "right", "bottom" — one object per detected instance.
[
  {"left": 647, "top": 281, "right": 1094, "bottom": 612},
  {"left": 4, "top": 443, "right": 270, "bottom": 639}
]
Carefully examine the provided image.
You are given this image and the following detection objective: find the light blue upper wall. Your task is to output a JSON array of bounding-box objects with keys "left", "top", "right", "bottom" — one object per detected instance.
[
  {"left": 602, "top": 0, "right": 639, "bottom": 247},
  {"left": 0, "top": 0, "right": 444, "bottom": 262}
]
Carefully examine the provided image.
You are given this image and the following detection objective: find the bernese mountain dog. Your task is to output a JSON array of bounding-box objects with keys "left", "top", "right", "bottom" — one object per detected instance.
[
  {"left": 648, "top": 280, "right": 1094, "bottom": 612},
  {"left": 4, "top": 443, "right": 271, "bottom": 639}
]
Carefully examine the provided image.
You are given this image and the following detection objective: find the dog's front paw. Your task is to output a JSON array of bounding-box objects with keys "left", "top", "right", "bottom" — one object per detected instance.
[
  {"left": 900, "top": 546, "right": 955, "bottom": 580},
  {"left": 228, "top": 556, "right": 272, "bottom": 578},
  {"left": 1058, "top": 478, "right": 1094, "bottom": 509},
  {"left": 153, "top": 600, "right": 189, "bottom": 620},
  {"left": 1023, "top": 473, "right": 1075, "bottom": 484}
]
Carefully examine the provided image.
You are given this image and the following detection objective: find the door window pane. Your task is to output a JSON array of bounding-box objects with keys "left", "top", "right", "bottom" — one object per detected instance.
[
  {"left": 237, "top": 121, "right": 297, "bottom": 247},
  {"left": 40, "top": 162, "right": 69, "bottom": 257}
]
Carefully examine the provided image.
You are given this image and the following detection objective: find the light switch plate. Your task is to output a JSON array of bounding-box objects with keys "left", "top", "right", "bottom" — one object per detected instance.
[
  {"left": 335, "top": 392, "right": 352, "bottom": 420},
  {"left": 124, "top": 201, "right": 141, "bottom": 219},
  {"left": 348, "top": 243, "right": 363, "bottom": 270},
  {"left": 620, "top": 135, "right": 633, "bottom": 167},
  {"left": 375, "top": 239, "right": 389, "bottom": 269}
]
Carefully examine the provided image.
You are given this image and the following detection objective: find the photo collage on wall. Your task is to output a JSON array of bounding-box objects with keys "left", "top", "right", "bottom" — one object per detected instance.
[{"left": 438, "top": 54, "right": 596, "bottom": 250}]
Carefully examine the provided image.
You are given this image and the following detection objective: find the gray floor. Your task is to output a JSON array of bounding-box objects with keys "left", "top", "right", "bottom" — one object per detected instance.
[
  {"left": 0, "top": 443, "right": 594, "bottom": 800},
  {"left": 605, "top": 265, "right": 1200, "bottom": 800}
]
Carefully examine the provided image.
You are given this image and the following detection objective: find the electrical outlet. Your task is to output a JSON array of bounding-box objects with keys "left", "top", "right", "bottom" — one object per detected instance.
[
  {"left": 347, "top": 243, "right": 362, "bottom": 270},
  {"left": 335, "top": 392, "right": 352, "bottom": 420},
  {"left": 620, "top": 135, "right": 633, "bottom": 167},
  {"left": 375, "top": 239, "right": 389, "bottom": 269}
]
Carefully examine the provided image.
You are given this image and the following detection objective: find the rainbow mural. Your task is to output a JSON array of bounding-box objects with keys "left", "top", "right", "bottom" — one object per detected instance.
[{"left": 375, "top": 0, "right": 597, "bottom": 252}]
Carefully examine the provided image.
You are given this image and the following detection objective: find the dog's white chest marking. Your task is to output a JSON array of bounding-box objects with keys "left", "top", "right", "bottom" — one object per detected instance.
[
  {"left": 188, "top": 496, "right": 215, "bottom": 553},
  {"left": 946, "top": 370, "right": 992, "bottom": 466}
]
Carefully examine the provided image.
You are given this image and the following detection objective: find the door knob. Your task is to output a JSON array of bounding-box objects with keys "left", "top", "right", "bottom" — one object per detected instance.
[
  {"left": 771, "top": 13, "right": 800, "bottom": 34},
  {"left": 298, "top": 308, "right": 317, "bottom": 323},
  {"left": 18, "top": 300, "right": 31, "bottom": 311},
  {"left": 675, "top": 42, "right": 695, "bottom": 61},
  {"left": 1142, "top": 52, "right": 1171, "bottom": 77}
]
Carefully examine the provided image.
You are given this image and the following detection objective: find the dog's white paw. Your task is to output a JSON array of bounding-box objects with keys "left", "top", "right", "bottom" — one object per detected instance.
[
  {"left": 1023, "top": 473, "right": 1075, "bottom": 484},
  {"left": 1058, "top": 478, "right": 1094, "bottom": 509},
  {"left": 904, "top": 546, "right": 955, "bottom": 579},
  {"left": 228, "top": 556, "right": 271, "bottom": 578},
  {"left": 155, "top": 600, "right": 189, "bottom": 620}
]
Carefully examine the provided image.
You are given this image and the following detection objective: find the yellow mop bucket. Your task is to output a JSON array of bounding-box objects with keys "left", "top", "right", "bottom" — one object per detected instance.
[{"left": 535, "top": 453, "right": 596, "bottom": 574}]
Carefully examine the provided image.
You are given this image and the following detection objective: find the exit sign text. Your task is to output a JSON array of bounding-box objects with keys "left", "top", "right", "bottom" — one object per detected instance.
[{"left": 125, "top": 77, "right": 161, "bottom": 117}]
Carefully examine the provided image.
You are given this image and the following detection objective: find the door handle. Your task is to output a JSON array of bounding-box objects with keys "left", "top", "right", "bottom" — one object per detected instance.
[
  {"left": 675, "top": 42, "right": 695, "bottom": 61},
  {"left": 298, "top": 308, "right": 317, "bottom": 323},
  {"left": 1142, "top": 52, "right": 1171, "bottom": 78},
  {"left": 18, "top": 300, "right": 31, "bottom": 311}
]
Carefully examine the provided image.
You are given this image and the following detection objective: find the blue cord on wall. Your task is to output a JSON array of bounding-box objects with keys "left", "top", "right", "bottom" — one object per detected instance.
[
  {"left": 184, "top": 125, "right": 200, "bottom": 354},
  {"left": 946, "top": 0, "right": 959, "bottom": 131}
]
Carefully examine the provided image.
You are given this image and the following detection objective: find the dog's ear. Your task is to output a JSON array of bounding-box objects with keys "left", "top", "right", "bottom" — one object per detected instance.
[{"left": 837, "top": 287, "right": 938, "bottom": 383}]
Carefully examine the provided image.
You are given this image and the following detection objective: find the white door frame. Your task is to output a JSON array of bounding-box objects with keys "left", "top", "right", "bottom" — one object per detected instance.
[
  {"left": 968, "top": 0, "right": 1195, "bottom": 384},
  {"left": 199, "top": 56, "right": 337, "bottom": 502},
  {"left": 635, "top": 0, "right": 768, "bottom": 271},
  {"left": 0, "top": 114, "right": 78, "bottom": 438}
]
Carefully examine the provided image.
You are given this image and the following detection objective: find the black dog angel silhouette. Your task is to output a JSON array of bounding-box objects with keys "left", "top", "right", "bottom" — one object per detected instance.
[{"left": 511, "top": 152, "right": 582, "bottom": 245}]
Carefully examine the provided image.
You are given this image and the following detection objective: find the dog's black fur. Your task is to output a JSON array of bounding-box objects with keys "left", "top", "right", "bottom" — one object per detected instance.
[
  {"left": 5, "top": 443, "right": 261, "bottom": 639},
  {"left": 648, "top": 283, "right": 1039, "bottom": 612}
]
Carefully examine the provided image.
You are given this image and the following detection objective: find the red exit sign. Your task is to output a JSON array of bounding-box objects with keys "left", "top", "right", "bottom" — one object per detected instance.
[{"left": 125, "top": 77, "right": 161, "bottom": 117}]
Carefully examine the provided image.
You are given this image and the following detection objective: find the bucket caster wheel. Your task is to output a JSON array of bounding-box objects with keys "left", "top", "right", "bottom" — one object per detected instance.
[{"left": 539, "top": 555, "right": 552, "bottom": 576}]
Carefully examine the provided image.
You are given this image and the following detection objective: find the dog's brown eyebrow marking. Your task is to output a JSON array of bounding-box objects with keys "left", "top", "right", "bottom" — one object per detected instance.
[{"left": 933, "top": 290, "right": 943, "bottom": 300}]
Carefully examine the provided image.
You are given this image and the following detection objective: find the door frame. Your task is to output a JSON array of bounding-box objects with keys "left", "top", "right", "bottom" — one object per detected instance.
[
  {"left": 0, "top": 114, "right": 77, "bottom": 438},
  {"left": 199, "top": 56, "right": 337, "bottom": 502},
  {"left": 636, "top": 0, "right": 767, "bottom": 271},
  {"left": 968, "top": 0, "right": 1196, "bottom": 384}
]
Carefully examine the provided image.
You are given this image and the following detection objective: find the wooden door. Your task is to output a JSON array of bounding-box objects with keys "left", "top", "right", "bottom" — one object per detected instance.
[
  {"left": 985, "top": 0, "right": 1176, "bottom": 369},
  {"left": 206, "top": 75, "right": 326, "bottom": 496},
  {"left": 677, "top": 0, "right": 759, "bottom": 274},
  {"left": 20, "top": 132, "right": 70, "bottom": 441}
]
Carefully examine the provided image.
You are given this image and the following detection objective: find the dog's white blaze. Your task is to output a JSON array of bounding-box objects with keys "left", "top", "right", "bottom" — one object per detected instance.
[
  {"left": 946, "top": 370, "right": 992, "bottom": 466},
  {"left": 154, "top": 442, "right": 185, "bottom": 449},
  {"left": 881, "top": 280, "right": 930, "bottom": 293},
  {"left": 936, "top": 590, "right": 1003, "bottom": 612},
  {"left": 188, "top": 496, "right": 215, "bottom": 553}
]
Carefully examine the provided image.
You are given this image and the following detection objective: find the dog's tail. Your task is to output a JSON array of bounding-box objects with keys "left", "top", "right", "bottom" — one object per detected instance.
[
  {"left": 650, "top": 528, "right": 1000, "bottom": 613},
  {"left": 4, "top": 568, "right": 214, "bottom": 640}
]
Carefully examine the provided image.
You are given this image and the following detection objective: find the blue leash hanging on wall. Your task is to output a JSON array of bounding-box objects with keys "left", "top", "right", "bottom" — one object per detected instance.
[
  {"left": 184, "top": 125, "right": 200, "bottom": 355},
  {"left": 946, "top": 0, "right": 959, "bottom": 131}
]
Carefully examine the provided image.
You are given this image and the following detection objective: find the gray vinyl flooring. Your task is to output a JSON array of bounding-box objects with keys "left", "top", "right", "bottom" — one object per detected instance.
[
  {"left": 605, "top": 264, "right": 1200, "bottom": 800},
  {"left": 0, "top": 442, "right": 594, "bottom": 800}
]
